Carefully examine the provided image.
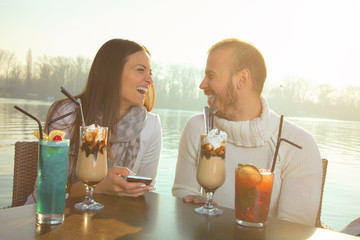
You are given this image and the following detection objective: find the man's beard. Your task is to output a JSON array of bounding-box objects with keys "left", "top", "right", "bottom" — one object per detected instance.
[{"left": 213, "top": 77, "right": 238, "bottom": 120}]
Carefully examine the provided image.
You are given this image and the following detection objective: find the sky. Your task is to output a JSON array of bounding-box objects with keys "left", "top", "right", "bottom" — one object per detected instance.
[{"left": 1, "top": 0, "right": 360, "bottom": 87}]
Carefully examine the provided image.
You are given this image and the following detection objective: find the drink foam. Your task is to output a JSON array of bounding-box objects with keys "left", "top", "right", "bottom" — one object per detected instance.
[{"left": 202, "top": 128, "right": 227, "bottom": 149}]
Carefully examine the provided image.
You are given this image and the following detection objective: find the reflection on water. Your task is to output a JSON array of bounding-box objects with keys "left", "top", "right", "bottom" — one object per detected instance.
[
  {"left": 290, "top": 117, "right": 360, "bottom": 231},
  {"left": 0, "top": 98, "right": 359, "bottom": 231}
]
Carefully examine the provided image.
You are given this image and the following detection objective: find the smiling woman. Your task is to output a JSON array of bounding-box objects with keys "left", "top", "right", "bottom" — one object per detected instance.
[
  {"left": 24, "top": 38, "right": 162, "bottom": 205},
  {"left": 120, "top": 50, "right": 154, "bottom": 119}
]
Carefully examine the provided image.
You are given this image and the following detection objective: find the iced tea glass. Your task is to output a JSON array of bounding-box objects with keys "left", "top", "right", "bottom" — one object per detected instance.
[
  {"left": 195, "top": 130, "right": 226, "bottom": 216},
  {"left": 75, "top": 125, "right": 108, "bottom": 211},
  {"left": 235, "top": 166, "right": 274, "bottom": 227}
]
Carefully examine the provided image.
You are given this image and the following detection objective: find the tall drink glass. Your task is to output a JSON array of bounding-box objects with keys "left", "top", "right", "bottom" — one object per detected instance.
[
  {"left": 195, "top": 129, "right": 227, "bottom": 216},
  {"left": 36, "top": 139, "right": 70, "bottom": 225},
  {"left": 235, "top": 165, "right": 274, "bottom": 227},
  {"left": 75, "top": 125, "right": 108, "bottom": 211}
]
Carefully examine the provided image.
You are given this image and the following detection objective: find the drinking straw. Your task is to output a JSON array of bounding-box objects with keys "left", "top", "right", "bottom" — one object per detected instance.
[
  {"left": 203, "top": 106, "right": 209, "bottom": 133},
  {"left": 14, "top": 105, "right": 43, "bottom": 140},
  {"left": 271, "top": 115, "right": 303, "bottom": 172},
  {"left": 208, "top": 95, "right": 217, "bottom": 131},
  {"left": 77, "top": 98, "right": 86, "bottom": 129},
  {"left": 47, "top": 110, "right": 76, "bottom": 133},
  {"left": 211, "top": 108, "right": 218, "bottom": 131},
  {"left": 60, "top": 86, "right": 85, "bottom": 129}
]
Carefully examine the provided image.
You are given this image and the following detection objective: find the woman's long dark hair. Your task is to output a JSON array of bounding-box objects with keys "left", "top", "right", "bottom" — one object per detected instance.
[{"left": 45, "top": 39, "right": 155, "bottom": 183}]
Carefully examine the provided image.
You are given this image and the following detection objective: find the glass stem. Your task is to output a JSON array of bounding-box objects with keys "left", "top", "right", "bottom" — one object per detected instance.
[
  {"left": 205, "top": 191, "right": 214, "bottom": 209},
  {"left": 84, "top": 185, "right": 94, "bottom": 205}
]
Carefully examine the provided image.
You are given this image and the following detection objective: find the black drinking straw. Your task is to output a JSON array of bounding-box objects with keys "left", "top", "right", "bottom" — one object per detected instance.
[
  {"left": 271, "top": 115, "right": 303, "bottom": 172},
  {"left": 60, "top": 86, "right": 78, "bottom": 103},
  {"left": 47, "top": 110, "right": 76, "bottom": 133},
  {"left": 14, "top": 105, "right": 43, "bottom": 140},
  {"left": 60, "top": 86, "right": 86, "bottom": 128}
]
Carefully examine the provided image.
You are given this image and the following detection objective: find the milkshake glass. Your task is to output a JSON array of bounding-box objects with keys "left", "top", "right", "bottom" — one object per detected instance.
[
  {"left": 75, "top": 125, "right": 108, "bottom": 211},
  {"left": 195, "top": 128, "right": 227, "bottom": 216}
]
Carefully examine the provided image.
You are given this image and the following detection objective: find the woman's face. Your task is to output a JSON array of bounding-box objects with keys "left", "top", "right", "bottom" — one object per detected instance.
[{"left": 119, "top": 50, "right": 153, "bottom": 114}]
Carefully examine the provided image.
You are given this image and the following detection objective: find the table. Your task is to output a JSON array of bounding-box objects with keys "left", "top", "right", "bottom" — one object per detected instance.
[{"left": 0, "top": 192, "right": 357, "bottom": 240}]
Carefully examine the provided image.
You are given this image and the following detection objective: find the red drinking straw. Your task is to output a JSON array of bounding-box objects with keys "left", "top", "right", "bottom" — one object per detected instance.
[
  {"left": 271, "top": 115, "right": 302, "bottom": 172},
  {"left": 14, "top": 105, "right": 43, "bottom": 140}
]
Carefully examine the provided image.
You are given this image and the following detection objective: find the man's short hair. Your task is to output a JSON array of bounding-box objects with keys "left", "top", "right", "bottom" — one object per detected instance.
[{"left": 208, "top": 38, "right": 267, "bottom": 94}]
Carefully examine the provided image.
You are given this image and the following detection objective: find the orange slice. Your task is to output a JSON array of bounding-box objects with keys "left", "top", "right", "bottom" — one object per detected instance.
[
  {"left": 237, "top": 163, "right": 244, "bottom": 169},
  {"left": 33, "top": 130, "right": 49, "bottom": 140},
  {"left": 238, "top": 164, "right": 262, "bottom": 185},
  {"left": 48, "top": 130, "right": 66, "bottom": 141}
]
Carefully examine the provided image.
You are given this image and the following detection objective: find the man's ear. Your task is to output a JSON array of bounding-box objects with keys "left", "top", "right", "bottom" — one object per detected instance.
[{"left": 235, "top": 68, "right": 250, "bottom": 89}]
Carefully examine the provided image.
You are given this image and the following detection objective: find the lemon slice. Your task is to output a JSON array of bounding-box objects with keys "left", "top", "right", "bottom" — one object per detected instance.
[
  {"left": 239, "top": 164, "right": 262, "bottom": 183},
  {"left": 33, "top": 130, "right": 49, "bottom": 140},
  {"left": 48, "top": 130, "right": 66, "bottom": 141}
]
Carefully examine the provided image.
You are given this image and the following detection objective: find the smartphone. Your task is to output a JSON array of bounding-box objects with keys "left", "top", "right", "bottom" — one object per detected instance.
[{"left": 125, "top": 175, "right": 152, "bottom": 185}]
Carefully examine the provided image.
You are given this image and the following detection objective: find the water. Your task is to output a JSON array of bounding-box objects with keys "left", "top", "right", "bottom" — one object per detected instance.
[{"left": 1, "top": 98, "right": 359, "bottom": 231}]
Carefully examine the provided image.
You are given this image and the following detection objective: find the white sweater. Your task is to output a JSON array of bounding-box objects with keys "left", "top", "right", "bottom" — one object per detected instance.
[{"left": 172, "top": 97, "right": 322, "bottom": 226}]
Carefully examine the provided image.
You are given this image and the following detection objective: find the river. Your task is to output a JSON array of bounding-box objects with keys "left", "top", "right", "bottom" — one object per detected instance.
[{"left": 0, "top": 97, "right": 359, "bottom": 231}]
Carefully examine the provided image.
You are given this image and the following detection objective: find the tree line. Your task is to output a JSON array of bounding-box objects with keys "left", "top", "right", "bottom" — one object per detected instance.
[{"left": 0, "top": 49, "right": 359, "bottom": 121}]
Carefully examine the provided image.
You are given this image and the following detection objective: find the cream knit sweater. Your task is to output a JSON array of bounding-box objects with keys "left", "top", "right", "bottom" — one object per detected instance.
[{"left": 172, "top": 97, "right": 322, "bottom": 226}]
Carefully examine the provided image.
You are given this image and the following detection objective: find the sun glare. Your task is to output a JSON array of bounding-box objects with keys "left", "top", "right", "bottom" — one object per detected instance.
[{"left": 0, "top": 0, "right": 359, "bottom": 87}]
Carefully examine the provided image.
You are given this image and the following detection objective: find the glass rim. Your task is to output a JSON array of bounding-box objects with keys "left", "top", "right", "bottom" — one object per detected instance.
[
  {"left": 235, "top": 168, "right": 274, "bottom": 175},
  {"left": 39, "top": 139, "right": 70, "bottom": 143},
  {"left": 80, "top": 125, "right": 108, "bottom": 129}
]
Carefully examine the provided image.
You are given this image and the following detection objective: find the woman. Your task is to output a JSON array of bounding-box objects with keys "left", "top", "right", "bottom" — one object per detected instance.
[{"left": 27, "top": 39, "right": 161, "bottom": 203}]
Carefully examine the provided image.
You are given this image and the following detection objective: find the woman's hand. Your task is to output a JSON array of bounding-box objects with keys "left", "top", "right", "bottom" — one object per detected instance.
[
  {"left": 69, "top": 166, "right": 154, "bottom": 198},
  {"left": 94, "top": 166, "right": 154, "bottom": 197}
]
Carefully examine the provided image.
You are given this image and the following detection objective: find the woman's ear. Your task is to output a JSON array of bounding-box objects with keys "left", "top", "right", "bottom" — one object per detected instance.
[{"left": 235, "top": 68, "right": 250, "bottom": 89}]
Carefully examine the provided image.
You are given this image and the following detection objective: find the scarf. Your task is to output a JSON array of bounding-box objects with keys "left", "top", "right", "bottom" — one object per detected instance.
[{"left": 107, "top": 105, "right": 147, "bottom": 170}]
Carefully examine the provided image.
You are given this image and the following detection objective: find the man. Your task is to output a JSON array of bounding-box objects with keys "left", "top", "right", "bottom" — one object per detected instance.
[{"left": 172, "top": 38, "right": 322, "bottom": 227}]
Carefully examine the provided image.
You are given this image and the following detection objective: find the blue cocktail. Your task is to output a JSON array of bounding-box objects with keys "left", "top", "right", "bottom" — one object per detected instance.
[{"left": 36, "top": 139, "right": 69, "bottom": 225}]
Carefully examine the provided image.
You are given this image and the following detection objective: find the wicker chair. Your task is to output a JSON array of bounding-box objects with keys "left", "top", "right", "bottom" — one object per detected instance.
[
  {"left": 12, "top": 141, "right": 38, "bottom": 207},
  {"left": 315, "top": 158, "right": 328, "bottom": 228}
]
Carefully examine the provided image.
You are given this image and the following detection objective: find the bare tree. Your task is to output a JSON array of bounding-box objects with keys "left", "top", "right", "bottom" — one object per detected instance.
[
  {"left": 66, "top": 56, "right": 90, "bottom": 94},
  {"left": 25, "top": 49, "right": 33, "bottom": 82},
  {"left": 0, "top": 50, "right": 17, "bottom": 80}
]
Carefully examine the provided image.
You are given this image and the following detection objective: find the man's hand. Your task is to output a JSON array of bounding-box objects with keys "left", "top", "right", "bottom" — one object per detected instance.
[{"left": 183, "top": 195, "right": 207, "bottom": 204}]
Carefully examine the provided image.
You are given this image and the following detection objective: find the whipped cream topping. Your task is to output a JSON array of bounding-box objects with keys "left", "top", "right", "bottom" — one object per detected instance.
[
  {"left": 81, "top": 124, "right": 108, "bottom": 157},
  {"left": 86, "top": 124, "right": 107, "bottom": 142},
  {"left": 202, "top": 128, "right": 227, "bottom": 149}
]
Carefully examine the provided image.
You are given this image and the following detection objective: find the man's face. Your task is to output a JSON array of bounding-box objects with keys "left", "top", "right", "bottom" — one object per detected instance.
[{"left": 199, "top": 48, "right": 238, "bottom": 120}]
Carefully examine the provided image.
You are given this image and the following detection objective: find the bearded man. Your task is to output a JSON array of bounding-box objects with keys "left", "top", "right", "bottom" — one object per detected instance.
[{"left": 172, "top": 38, "right": 322, "bottom": 227}]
